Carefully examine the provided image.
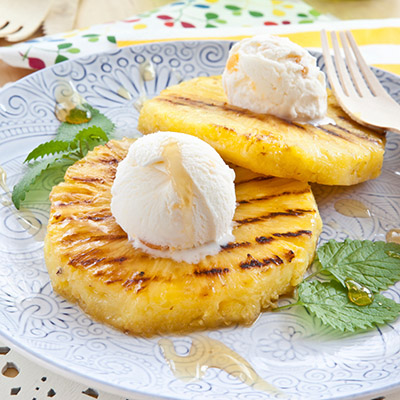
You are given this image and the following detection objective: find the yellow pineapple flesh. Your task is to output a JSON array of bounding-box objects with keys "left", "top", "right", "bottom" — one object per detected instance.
[
  {"left": 138, "top": 76, "right": 385, "bottom": 186},
  {"left": 44, "top": 138, "right": 322, "bottom": 337}
]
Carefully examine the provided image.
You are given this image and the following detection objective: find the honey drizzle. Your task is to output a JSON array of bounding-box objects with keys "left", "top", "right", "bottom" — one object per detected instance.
[
  {"left": 159, "top": 336, "right": 278, "bottom": 393},
  {"left": 334, "top": 199, "right": 372, "bottom": 218},
  {"left": 0, "top": 166, "right": 43, "bottom": 238},
  {"left": 54, "top": 80, "right": 91, "bottom": 124},
  {"left": 386, "top": 229, "right": 400, "bottom": 244},
  {"left": 117, "top": 86, "right": 132, "bottom": 100},
  {"left": 0, "top": 166, "right": 11, "bottom": 205},
  {"left": 134, "top": 59, "right": 156, "bottom": 111},
  {"left": 162, "top": 140, "right": 195, "bottom": 246}
]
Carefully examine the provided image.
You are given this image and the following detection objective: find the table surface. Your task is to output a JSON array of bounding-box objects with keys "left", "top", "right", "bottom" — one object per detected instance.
[{"left": 1, "top": 1, "right": 400, "bottom": 399}]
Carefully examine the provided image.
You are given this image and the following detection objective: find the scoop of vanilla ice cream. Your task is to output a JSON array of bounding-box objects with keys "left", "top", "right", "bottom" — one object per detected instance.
[
  {"left": 222, "top": 34, "right": 327, "bottom": 122},
  {"left": 110, "top": 131, "right": 236, "bottom": 263}
]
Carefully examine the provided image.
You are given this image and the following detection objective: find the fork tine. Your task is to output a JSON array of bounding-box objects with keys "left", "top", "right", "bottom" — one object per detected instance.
[
  {"left": 0, "top": 21, "right": 21, "bottom": 37},
  {"left": 345, "top": 30, "right": 388, "bottom": 97},
  {"left": 0, "top": 19, "right": 9, "bottom": 29},
  {"left": 339, "top": 31, "right": 372, "bottom": 98},
  {"left": 6, "top": 21, "right": 43, "bottom": 42},
  {"left": 320, "top": 30, "right": 345, "bottom": 99},
  {"left": 330, "top": 31, "right": 357, "bottom": 97}
]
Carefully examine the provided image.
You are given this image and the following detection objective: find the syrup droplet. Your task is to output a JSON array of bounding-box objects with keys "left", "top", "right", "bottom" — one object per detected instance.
[
  {"left": 0, "top": 194, "right": 11, "bottom": 207},
  {"left": 133, "top": 96, "right": 147, "bottom": 112},
  {"left": 386, "top": 229, "right": 400, "bottom": 244},
  {"left": 159, "top": 335, "right": 279, "bottom": 394},
  {"left": 139, "top": 59, "right": 155, "bottom": 82},
  {"left": 54, "top": 81, "right": 92, "bottom": 124},
  {"left": 133, "top": 59, "right": 155, "bottom": 111},
  {"left": 0, "top": 165, "right": 10, "bottom": 194},
  {"left": 345, "top": 278, "right": 374, "bottom": 306},
  {"left": 117, "top": 86, "right": 132, "bottom": 100},
  {"left": 171, "top": 67, "right": 183, "bottom": 84},
  {"left": 334, "top": 199, "right": 372, "bottom": 218}
]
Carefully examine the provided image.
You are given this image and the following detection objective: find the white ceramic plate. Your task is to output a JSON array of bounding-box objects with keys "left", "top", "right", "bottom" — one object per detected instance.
[{"left": 0, "top": 41, "right": 400, "bottom": 400}]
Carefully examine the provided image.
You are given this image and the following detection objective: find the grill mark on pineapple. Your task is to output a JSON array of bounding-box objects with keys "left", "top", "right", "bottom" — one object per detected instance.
[
  {"left": 54, "top": 212, "right": 113, "bottom": 222},
  {"left": 98, "top": 157, "right": 119, "bottom": 165},
  {"left": 238, "top": 188, "right": 311, "bottom": 204},
  {"left": 240, "top": 250, "right": 296, "bottom": 269},
  {"left": 221, "top": 241, "right": 251, "bottom": 250},
  {"left": 194, "top": 267, "right": 230, "bottom": 275},
  {"left": 69, "top": 176, "right": 106, "bottom": 184},
  {"left": 69, "top": 252, "right": 127, "bottom": 269},
  {"left": 240, "top": 253, "right": 284, "bottom": 269},
  {"left": 223, "top": 229, "right": 312, "bottom": 251},
  {"left": 317, "top": 126, "right": 352, "bottom": 142},
  {"left": 61, "top": 233, "right": 126, "bottom": 245},
  {"left": 317, "top": 124, "right": 379, "bottom": 145},
  {"left": 105, "top": 278, "right": 123, "bottom": 284},
  {"left": 273, "top": 230, "right": 312, "bottom": 238},
  {"left": 123, "top": 272, "right": 150, "bottom": 292},
  {"left": 255, "top": 230, "right": 312, "bottom": 245},
  {"left": 55, "top": 199, "right": 94, "bottom": 207},
  {"left": 285, "top": 250, "right": 295, "bottom": 262},
  {"left": 160, "top": 95, "right": 307, "bottom": 131},
  {"left": 333, "top": 123, "right": 382, "bottom": 144},
  {"left": 255, "top": 236, "right": 274, "bottom": 244},
  {"left": 235, "top": 209, "right": 315, "bottom": 225},
  {"left": 162, "top": 92, "right": 380, "bottom": 145}
]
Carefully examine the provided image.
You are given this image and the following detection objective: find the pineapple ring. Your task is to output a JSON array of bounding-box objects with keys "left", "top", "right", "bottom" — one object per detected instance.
[
  {"left": 44, "top": 138, "right": 322, "bottom": 336},
  {"left": 138, "top": 76, "right": 385, "bottom": 186}
]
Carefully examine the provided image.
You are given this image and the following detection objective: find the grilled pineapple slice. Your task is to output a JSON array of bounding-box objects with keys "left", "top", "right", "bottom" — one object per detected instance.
[
  {"left": 44, "top": 138, "right": 322, "bottom": 336},
  {"left": 138, "top": 76, "right": 385, "bottom": 186}
]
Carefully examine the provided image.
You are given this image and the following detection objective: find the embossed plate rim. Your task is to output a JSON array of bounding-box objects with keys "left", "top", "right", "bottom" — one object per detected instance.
[{"left": 0, "top": 40, "right": 400, "bottom": 400}]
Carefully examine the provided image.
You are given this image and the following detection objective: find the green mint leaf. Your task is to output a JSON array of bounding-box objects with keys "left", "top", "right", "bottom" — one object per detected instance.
[
  {"left": 12, "top": 155, "right": 74, "bottom": 209},
  {"left": 24, "top": 140, "right": 71, "bottom": 163},
  {"left": 298, "top": 280, "right": 400, "bottom": 332},
  {"left": 14, "top": 126, "right": 109, "bottom": 209},
  {"left": 72, "top": 126, "right": 109, "bottom": 155},
  {"left": 56, "top": 105, "right": 114, "bottom": 141},
  {"left": 74, "top": 126, "right": 108, "bottom": 143},
  {"left": 316, "top": 239, "right": 400, "bottom": 293}
]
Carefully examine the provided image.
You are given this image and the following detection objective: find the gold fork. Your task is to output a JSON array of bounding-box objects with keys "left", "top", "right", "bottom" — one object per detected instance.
[{"left": 320, "top": 29, "right": 400, "bottom": 134}]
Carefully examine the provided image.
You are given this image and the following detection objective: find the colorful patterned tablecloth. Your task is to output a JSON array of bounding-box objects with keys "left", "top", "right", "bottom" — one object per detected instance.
[
  {"left": 0, "top": 0, "right": 333, "bottom": 71},
  {"left": 0, "top": 0, "right": 399, "bottom": 78}
]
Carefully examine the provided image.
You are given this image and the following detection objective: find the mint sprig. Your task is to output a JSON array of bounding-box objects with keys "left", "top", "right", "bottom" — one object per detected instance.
[
  {"left": 12, "top": 125, "right": 111, "bottom": 209},
  {"left": 12, "top": 155, "right": 73, "bottom": 209},
  {"left": 297, "top": 280, "right": 400, "bottom": 332},
  {"left": 315, "top": 239, "right": 400, "bottom": 292},
  {"left": 277, "top": 239, "right": 400, "bottom": 332},
  {"left": 24, "top": 140, "right": 71, "bottom": 163}
]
